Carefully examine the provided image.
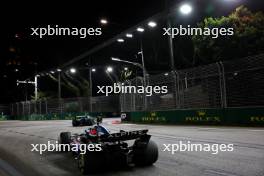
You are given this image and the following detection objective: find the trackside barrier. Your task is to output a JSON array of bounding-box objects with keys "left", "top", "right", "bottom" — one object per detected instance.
[
  {"left": 0, "top": 115, "right": 7, "bottom": 121},
  {"left": 8, "top": 112, "right": 120, "bottom": 121},
  {"left": 121, "top": 107, "right": 264, "bottom": 126}
]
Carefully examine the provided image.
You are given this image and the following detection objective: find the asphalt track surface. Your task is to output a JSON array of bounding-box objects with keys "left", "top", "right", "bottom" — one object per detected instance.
[{"left": 0, "top": 119, "right": 264, "bottom": 176}]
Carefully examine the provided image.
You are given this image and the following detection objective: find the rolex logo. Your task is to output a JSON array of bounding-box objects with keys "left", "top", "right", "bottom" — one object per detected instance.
[
  {"left": 151, "top": 112, "right": 156, "bottom": 117},
  {"left": 197, "top": 110, "right": 206, "bottom": 116}
]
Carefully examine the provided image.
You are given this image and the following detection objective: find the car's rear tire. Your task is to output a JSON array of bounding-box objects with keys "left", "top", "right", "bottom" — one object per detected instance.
[
  {"left": 78, "top": 151, "right": 106, "bottom": 174},
  {"left": 133, "top": 140, "right": 159, "bottom": 166},
  {"left": 59, "top": 132, "right": 71, "bottom": 144},
  {"left": 72, "top": 120, "right": 79, "bottom": 127},
  {"left": 87, "top": 119, "right": 95, "bottom": 126}
]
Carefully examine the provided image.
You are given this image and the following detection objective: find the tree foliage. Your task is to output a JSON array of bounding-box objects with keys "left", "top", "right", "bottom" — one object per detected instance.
[
  {"left": 120, "top": 69, "right": 133, "bottom": 82},
  {"left": 192, "top": 6, "right": 264, "bottom": 65}
]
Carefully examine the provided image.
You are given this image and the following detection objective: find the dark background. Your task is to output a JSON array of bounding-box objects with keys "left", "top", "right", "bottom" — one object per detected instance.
[{"left": 0, "top": 0, "right": 264, "bottom": 103}]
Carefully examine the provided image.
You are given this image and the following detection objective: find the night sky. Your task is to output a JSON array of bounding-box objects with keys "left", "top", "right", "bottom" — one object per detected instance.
[{"left": 0, "top": 0, "right": 263, "bottom": 103}]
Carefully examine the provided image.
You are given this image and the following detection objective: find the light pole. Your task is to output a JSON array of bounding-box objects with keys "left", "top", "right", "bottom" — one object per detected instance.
[
  {"left": 111, "top": 57, "right": 147, "bottom": 74},
  {"left": 111, "top": 57, "right": 148, "bottom": 109},
  {"left": 106, "top": 66, "right": 119, "bottom": 83},
  {"left": 136, "top": 26, "right": 146, "bottom": 75},
  {"left": 70, "top": 64, "right": 98, "bottom": 112},
  {"left": 86, "top": 62, "right": 96, "bottom": 112},
  {"left": 57, "top": 69, "right": 62, "bottom": 99},
  {"left": 35, "top": 76, "right": 38, "bottom": 101},
  {"left": 17, "top": 76, "right": 38, "bottom": 101},
  {"left": 165, "top": 2, "right": 193, "bottom": 70}
]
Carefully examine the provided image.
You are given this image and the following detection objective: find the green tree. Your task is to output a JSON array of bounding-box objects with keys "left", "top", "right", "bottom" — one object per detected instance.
[
  {"left": 192, "top": 6, "right": 264, "bottom": 65},
  {"left": 30, "top": 91, "right": 55, "bottom": 101}
]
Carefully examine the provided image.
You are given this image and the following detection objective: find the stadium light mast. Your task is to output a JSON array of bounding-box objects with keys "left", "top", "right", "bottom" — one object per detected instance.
[
  {"left": 17, "top": 76, "right": 38, "bottom": 101},
  {"left": 165, "top": 2, "right": 193, "bottom": 70},
  {"left": 111, "top": 57, "right": 145, "bottom": 70},
  {"left": 111, "top": 56, "right": 149, "bottom": 110}
]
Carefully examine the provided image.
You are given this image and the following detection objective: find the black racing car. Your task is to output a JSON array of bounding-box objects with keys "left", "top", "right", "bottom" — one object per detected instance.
[
  {"left": 72, "top": 115, "right": 95, "bottom": 127},
  {"left": 59, "top": 117, "right": 158, "bottom": 174}
]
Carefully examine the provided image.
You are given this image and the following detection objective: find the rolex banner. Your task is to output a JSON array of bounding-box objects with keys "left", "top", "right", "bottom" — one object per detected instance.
[{"left": 121, "top": 107, "right": 264, "bottom": 126}]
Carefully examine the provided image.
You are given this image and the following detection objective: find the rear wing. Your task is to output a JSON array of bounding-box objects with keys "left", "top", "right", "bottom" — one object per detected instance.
[{"left": 100, "top": 129, "right": 150, "bottom": 142}]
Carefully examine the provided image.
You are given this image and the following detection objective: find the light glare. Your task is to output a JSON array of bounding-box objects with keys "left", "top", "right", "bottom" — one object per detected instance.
[
  {"left": 106, "top": 67, "right": 113, "bottom": 73},
  {"left": 180, "top": 4, "right": 192, "bottom": 15},
  {"left": 126, "top": 33, "right": 133, "bottom": 38},
  {"left": 117, "top": 38, "right": 124, "bottom": 42},
  {"left": 137, "top": 27, "right": 145, "bottom": 32},
  {"left": 148, "top": 21, "right": 157, "bottom": 27},
  {"left": 100, "top": 19, "right": 108, "bottom": 24},
  {"left": 70, "top": 68, "right": 76, "bottom": 73}
]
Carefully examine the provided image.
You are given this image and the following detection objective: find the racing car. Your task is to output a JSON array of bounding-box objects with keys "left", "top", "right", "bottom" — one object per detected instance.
[
  {"left": 59, "top": 117, "right": 158, "bottom": 174},
  {"left": 72, "top": 115, "right": 95, "bottom": 127}
]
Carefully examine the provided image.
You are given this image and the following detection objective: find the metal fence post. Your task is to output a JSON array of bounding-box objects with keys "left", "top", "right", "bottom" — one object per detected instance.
[
  {"left": 220, "top": 62, "right": 227, "bottom": 108},
  {"left": 16, "top": 103, "right": 19, "bottom": 116},
  {"left": 34, "top": 101, "right": 37, "bottom": 114},
  {"left": 184, "top": 74, "right": 188, "bottom": 89},
  {"left": 28, "top": 102, "right": 30, "bottom": 116},
  {"left": 172, "top": 70, "right": 178, "bottom": 108},
  {"left": 39, "top": 101, "right": 41, "bottom": 115},
  {"left": 45, "top": 100, "right": 48, "bottom": 114},
  {"left": 145, "top": 74, "right": 150, "bottom": 111},
  {"left": 218, "top": 62, "right": 227, "bottom": 108},
  {"left": 22, "top": 102, "right": 24, "bottom": 116},
  {"left": 79, "top": 98, "right": 83, "bottom": 112},
  {"left": 10, "top": 104, "right": 12, "bottom": 116},
  {"left": 89, "top": 96, "right": 93, "bottom": 112},
  {"left": 175, "top": 71, "right": 181, "bottom": 108},
  {"left": 217, "top": 63, "right": 224, "bottom": 108}
]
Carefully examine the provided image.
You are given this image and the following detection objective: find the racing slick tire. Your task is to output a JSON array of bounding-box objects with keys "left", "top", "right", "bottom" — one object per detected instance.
[
  {"left": 72, "top": 119, "right": 79, "bottom": 127},
  {"left": 78, "top": 151, "right": 106, "bottom": 174},
  {"left": 59, "top": 132, "right": 71, "bottom": 144},
  {"left": 133, "top": 140, "right": 158, "bottom": 166},
  {"left": 87, "top": 119, "right": 95, "bottom": 126}
]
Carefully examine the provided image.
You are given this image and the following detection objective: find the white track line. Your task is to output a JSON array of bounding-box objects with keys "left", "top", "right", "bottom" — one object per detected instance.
[
  {"left": 248, "top": 129, "right": 264, "bottom": 132},
  {"left": 205, "top": 169, "right": 238, "bottom": 176}
]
